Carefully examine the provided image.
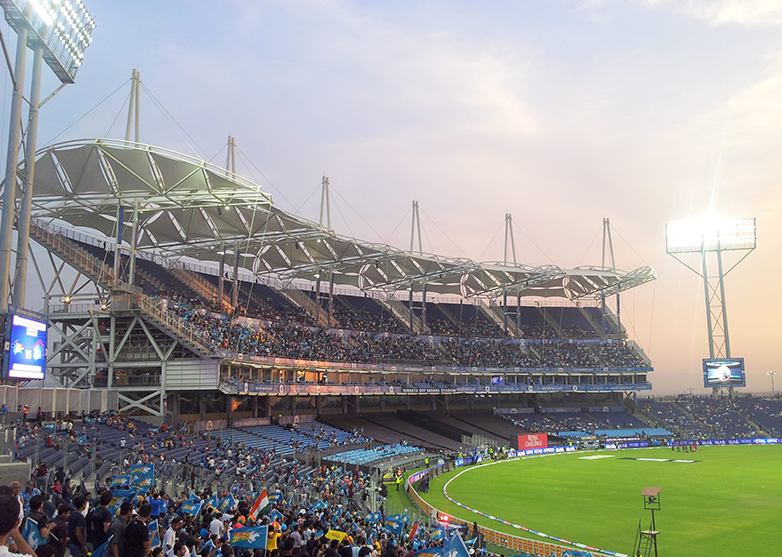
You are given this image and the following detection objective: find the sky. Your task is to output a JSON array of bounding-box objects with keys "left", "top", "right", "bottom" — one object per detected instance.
[{"left": 2, "top": 0, "right": 780, "bottom": 395}]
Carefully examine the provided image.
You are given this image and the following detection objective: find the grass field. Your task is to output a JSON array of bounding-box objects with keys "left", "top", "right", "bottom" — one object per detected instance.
[{"left": 416, "top": 445, "right": 782, "bottom": 557}]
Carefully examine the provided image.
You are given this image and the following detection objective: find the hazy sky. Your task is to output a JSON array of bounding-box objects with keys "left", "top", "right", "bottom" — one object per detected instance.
[{"left": 3, "top": 0, "right": 780, "bottom": 395}]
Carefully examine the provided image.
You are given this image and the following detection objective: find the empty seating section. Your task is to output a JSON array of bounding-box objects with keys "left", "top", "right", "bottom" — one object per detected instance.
[
  {"left": 328, "top": 444, "right": 422, "bottom": 465},
  {"left": 736, "top": 397, "right": 782, "bottom": 435},
  {"left": 211, "top": 421, "right": 372, "bottom": 457},
  {"left": 506, "top": 409, "right": 674, "bottom": 438},
  {"left": 677, "top": 397, "right": 760, "bottom": 439}
]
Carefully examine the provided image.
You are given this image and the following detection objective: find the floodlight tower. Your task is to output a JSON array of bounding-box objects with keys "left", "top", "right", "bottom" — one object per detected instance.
[
  {"left": 665, "top": 216, "right": 755, "bottom": 397},
  {"left": 0, "top": 0, "right": 96, "bottom": 312}
]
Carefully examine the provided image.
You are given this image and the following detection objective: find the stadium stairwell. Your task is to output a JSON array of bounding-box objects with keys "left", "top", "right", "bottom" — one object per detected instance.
[
  {"left": 169, "top": 267, "right": 233, "bottom": 311},
  {"left": 537, "top": 307, "right": 564, "bottom": 337},
  {"left": 30, "top": 221, "right": 118, "bottom": 288},
  {"left": 136, "top": 295, "right": 214, "bottom": 357},
  {"left": 477, "top": 300, "right": 523, "bottom": 337},
  {"left": 578, "top": 306, "right": 606, "bottom": 337},
  {"left": 380, "top": 297, "right": 426, "bottom": 333},
  {"left": 279, "top": 287, "right": 331, "bottom": 327}
]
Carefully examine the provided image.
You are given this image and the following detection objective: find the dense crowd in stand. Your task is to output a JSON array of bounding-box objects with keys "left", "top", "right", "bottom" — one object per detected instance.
[
  {"left": 504, "top": 396, "right": 782, "bottom": 440},
  {"left": 154, "top": 293, "right": 645, "bottom": 369},
  {"left": 3, "top": 413, "right": 476, "bottom": 557}
]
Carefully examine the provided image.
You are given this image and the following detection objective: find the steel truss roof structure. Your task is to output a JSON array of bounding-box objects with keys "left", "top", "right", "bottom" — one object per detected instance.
[{"left": 12, "top": 139, "right": 656, "bottom": 300}]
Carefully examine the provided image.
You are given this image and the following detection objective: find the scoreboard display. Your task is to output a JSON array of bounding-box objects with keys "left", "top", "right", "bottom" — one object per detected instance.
[
  {"left": 4, "top": 309, "right": 48, "bottom": 380},
  {"left": 703, "top": 358, "right": 745, "bottom": 388}
]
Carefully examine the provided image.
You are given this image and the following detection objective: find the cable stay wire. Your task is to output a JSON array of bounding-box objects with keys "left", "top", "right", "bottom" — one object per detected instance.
[
  {"left": 609, "top": 223, "right": 650, "bottom": 267},
  {"left": 576, "top": 224, "right": 603, "bottom": 267},
  {"left": 329, "top": 185, "right": 384, "bottom": 244},
  {"left": 477, "top": 220, "right": 505, "bottom": 262},
  {"left": 41, "top": 77, "right": 131, "bottom": 147},
  {"left": 511, "top": 219, "right": 556, "bottom": 266},
  {"left": 382, "top": 206, "right": 412, "bottom": 246},
  {"left": 418, "top": 206, "right": 470, "bottom": 259},
  {"left": 104, "top": 92, "right": 131, "bottom": 138},
  {"left": 294, "top": 181, "right": 323, "bottom": 219},
  {"left": 208, "top": 141, "right": 229, "bottom": 164},
  {"left": 234, "top": 145, "right": 298, "bottom": 214},
  {"left": 330, "top": 194, "right": 354, "bottom": 239},
  {"left": 139, "top": 82, "right": 208, "bottom": 160}
]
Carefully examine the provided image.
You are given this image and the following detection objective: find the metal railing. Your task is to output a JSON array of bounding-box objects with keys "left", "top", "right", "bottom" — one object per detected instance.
[
  {"left": 31, "top": 221, "right": 117, "bottom": 286},
  {"left": 137, "top": 296, "right": 213, "bottom": 353}
]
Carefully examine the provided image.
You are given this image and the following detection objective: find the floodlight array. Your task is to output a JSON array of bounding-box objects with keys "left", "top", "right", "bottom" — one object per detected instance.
[
  {"left": 665, "top": 216, "right": 756, "bottom": 254},
  {"left": 0, "top": 0, "right": 95, "bottom": 82}
]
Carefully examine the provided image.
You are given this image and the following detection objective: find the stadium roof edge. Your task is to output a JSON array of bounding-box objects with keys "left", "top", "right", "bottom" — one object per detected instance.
[{"left": 11, "top": 139, "right": 656, "bottom": 300}]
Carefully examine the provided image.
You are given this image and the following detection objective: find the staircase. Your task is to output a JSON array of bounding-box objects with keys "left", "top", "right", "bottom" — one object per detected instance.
[
  {"left": 30, "top": 221, "right": 118, "bottom": 287},
  {"left": 379, "top": 297, "right": 425, "bottom": 334},
  {"left": 476, "top": 299, "right": 522, "bottom": 337},
  {"left": 537, "top": 307, "right": 564, "bottom": 337},
  {"left": 279, "top": 288, "right": 331, "bottom": 327},
  {"left": 170, "top": 267, "right": 231, "bottom": 310},
  {"left": 435, "top": 304, "right": 462, "bottom": 330},
  {"left": 578, "top": 307, "right": 605, "bottom": 338},
  {"left": 137, "top": 295, "right": 214, "bottom": 357}
]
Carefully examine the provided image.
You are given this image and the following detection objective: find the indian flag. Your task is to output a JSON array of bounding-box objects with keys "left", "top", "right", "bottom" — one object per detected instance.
[{"left": 249, "top": 489, "right": 270, "bottom": 520}]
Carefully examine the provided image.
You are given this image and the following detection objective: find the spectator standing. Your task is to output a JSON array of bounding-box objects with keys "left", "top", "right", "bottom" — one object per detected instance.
[
  {"left": 124, "top": 504, "right": 152, "bottom": 557},
  {"left": 67, "top": 496, "right": 89, "bottom": 557},
  {"left": 108, "top": 502, "right": 133, "bottom": 557},
  {"left": 48, "top": 505, "right": 71, "bottom": 557}
]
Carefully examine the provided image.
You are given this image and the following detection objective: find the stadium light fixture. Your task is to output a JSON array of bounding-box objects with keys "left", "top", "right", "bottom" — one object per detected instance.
[
  {"left": 769, "top": 371, "right": 777, "bottom": 397},
  {"left": 665, "top": 215, "right": 756, "bottom": 254},
  {"left": 665, "top": 214, "right": 756, "bottom": 385},
  {"left": 0, "top": 0, "right": 95, "bottom": 314}
]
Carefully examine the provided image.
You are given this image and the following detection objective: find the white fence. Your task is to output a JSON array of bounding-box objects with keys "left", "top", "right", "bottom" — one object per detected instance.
[{"left": 0, "top": 386, "right": 118, "bottom": 416}]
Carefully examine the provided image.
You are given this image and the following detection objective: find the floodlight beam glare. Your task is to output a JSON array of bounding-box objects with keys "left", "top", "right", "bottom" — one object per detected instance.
[{"left": 666, "top": 216, "right": 756, "bottom": 254}]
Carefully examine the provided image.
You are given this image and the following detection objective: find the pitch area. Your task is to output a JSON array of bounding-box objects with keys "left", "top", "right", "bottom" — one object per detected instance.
[{"left": 419, "top": 445, "right": 782, "bottom": 556}]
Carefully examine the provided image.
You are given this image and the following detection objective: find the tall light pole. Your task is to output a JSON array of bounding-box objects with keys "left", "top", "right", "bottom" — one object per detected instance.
[
  {"left": 769, "top": 371, "right": 777, "bottom": 398},
  {"left": 0, "top": 0, "right": 96, "bottom": 311},
  {"left": 665, "top": 215, "right": 755, "bottom": 397}
]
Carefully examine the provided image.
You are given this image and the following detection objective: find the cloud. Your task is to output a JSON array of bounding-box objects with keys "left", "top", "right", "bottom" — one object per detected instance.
[{"left": 645, "top": 0, "right": 782, "bottom": 26}]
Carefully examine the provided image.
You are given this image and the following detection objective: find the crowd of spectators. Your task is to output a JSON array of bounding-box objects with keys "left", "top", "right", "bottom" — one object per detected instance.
[
  {"left": 3, "top": 411, "right": 462, "bottom": 557},
  {"left": 153, "top": 292, "right": 646, "bottom": 370}
]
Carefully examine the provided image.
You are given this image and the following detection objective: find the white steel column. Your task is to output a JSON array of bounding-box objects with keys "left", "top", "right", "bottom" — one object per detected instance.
[
  {"left": 12, "top": 43, "right": 44, "bottom": 307},
  {"left": 0, "top": 22, "right": 29, "bottom": 311}
]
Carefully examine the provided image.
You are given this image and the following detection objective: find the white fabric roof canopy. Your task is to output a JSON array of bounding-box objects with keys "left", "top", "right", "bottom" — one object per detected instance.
[{"left": 12, "top": 139, "right": 656, "bottom": 300}]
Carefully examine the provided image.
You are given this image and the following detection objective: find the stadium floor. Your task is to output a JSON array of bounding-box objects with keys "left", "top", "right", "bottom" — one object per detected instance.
[{"left": 413, "top": 445, "right": 782, "bottom": 557}]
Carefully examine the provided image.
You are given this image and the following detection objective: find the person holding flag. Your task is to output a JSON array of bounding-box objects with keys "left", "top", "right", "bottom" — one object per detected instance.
[
  {"left": 248, "top": 490, "right": 269, "bottom": 522},
  {"left": 0, "top": 495, "right": 38, "bottom": 557}
]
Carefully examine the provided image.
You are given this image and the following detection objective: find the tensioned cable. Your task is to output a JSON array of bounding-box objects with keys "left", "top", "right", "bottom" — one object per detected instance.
[
  {"left": 576, "top": 224, "right": 602, "bottom": 267},
  {"left": 512, "top": 219, "right": 556, "bottom": 265},
  {"left": 610, "top": 223, "right": 650, "bottom": 266},
  {"left": 207, "top": 141, "right": 229, "bottom": 164},
  {"left": 477, "top": 220, "right": 505, "bottom": 262},
  {"left": 104, "top": 92, "right": 131, "bottom": 138},
  {"left": 330, "top": 186, "right": 384, "bottom": 243},
  {"left": 234, "top": 145, "right": 298, "bottom": 214},
  {"left": 294, "top": 181, "right": 323, "bottom": 217},
  {"left": 140, "top": 82, "right": 207, "bottom": 160},
  {"left": 41, "top": 77, "right": 131, "bottom": 147},
  {"left": 330, "top": 194, "right": 354, "bottom": 238},
  {"left": 419, "top": 207, "right": 470, "bottom": 259},
  {"left": 382, "top": 206, "right": 412, "bottom": 245}
]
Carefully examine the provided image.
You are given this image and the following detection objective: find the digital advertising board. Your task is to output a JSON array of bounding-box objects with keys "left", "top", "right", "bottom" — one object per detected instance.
[
  {"left": 4, "top": 309, "right": 48, "bottom": 380},
  {"left": 513, "top": 433, "right": 549, "bottom": 451},
  {"left": 703, "top": 358, "right": 745, "bottom": 388}
]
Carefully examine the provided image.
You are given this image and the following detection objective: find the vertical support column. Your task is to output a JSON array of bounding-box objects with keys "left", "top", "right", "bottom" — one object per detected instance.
[
  {"left": 716, "top": 248, "right": 730, "bottom": 357},
  {"left": 128, "top": 200, "right": 139, "bottom": 285},
  {"left": 701, "top": 249, "right": 714, "bottom": 359},
  {"left": 408, "top": 283, "right": 414, "bottom": 333},
  {"left": 134, "top": 70, "right": 141, "bottom": 143},
  {"left": 503, "top": 289, "right": 508, "bottom": 335},
  {"left": 12, "top": 44, "right": 44, "bottom": 307},
  {"left": 421, "top": 283, "right": 427, "bottom": 328},
  {"left": 218, "top": 242, "right": 226, "bottom": 308},
  {"left": 328, "top": 269, "right": 335, "bottom": 325},
  {"left": 232, "top": 241, "right": 240, "bottom": 310},
  {"left": 0, "top": 22, "right": 29, "bottom": 311},
  {"left": 114, "top": 205, "right": 124, "bottom": 285},
  {"left": 108, "top": 315, "right": 116, "bottom": 389},
  {"left": 314, "top": 272, "right": 322, "bottom": 323},
  {"left": 125, "top": 69, "right": 137, "bottom": 142},
  {"left": 516, "top": 292, "right": 522, "bottom": 335},
  {"left": 616, "top": 293, "right": 621, "bottom": 333}
]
